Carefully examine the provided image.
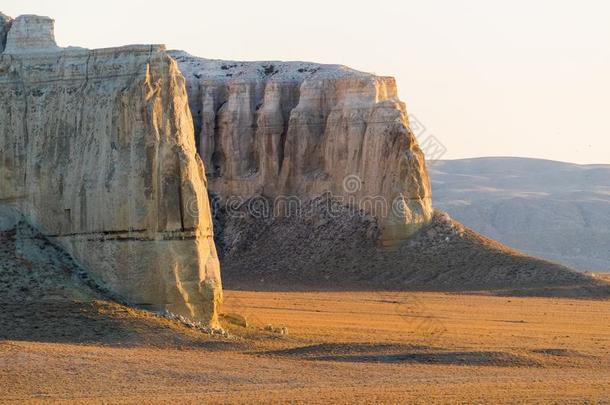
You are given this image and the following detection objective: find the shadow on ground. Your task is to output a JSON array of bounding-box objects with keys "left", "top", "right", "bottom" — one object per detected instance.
[
  {"left": 0, "top": 226, "right": 238, "bottom": 348},
  {"left": 0, "top": 301, "right": 238, "bottom": 349},
  {"left": 264, "top": 342, "right": 541, "bottom": 367}
]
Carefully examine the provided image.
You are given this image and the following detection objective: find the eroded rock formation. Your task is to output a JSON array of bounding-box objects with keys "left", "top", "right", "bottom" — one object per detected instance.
[
  {"left": 0, "top": 13, "right": 12, "bottom": 53},
  {"left": 3, "top": 14, "right": 58, "bottom": 53},
  {"left": 171, "top": 52, "right": 433, "bottom": 244},
  {"left": 0, "top": 15, "right": 221, "bottom": 325},
  {"left": 169, "top": 53, "right": 608, "bottom": 297}
]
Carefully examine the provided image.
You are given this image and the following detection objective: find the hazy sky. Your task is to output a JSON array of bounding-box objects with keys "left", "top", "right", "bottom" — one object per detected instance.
[{"left": 4, "top": 0, "right": 609, "bottom": 164}]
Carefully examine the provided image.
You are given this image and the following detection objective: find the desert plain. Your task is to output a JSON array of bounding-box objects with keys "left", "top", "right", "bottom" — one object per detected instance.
[{"left": 2, "top": 289, "right": 609, "bottom": 403}]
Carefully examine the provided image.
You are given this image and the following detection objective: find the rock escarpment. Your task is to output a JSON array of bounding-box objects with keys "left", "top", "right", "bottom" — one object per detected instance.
[
  {"left": 171, "top": 52, "right": 609, "bottom": 296},
  {"left": 0, "top": 15, "right": 221, "bottom": 325},
  {"left": 171, "top": 52, "right": 433, "bottom": 244}
]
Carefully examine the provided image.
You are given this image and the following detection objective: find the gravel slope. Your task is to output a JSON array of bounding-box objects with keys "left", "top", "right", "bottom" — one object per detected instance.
[{"left": 214, "top": 199, "right": 609, "bottom": 296}]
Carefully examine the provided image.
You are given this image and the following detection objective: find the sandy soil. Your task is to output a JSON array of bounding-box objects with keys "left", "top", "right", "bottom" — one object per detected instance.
[{"left": 1, "top": 290, "right": 609, "bottom": 404}]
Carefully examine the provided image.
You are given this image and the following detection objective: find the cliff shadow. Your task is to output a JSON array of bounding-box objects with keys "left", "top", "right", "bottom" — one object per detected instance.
[{"left": 0, "top": 300, "right": 238, "bottom": 349}]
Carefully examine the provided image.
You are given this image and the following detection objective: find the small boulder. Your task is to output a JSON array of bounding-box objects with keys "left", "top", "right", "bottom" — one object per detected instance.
[{"left": 220, "top": 313, "right": 248, "bottom": 328}]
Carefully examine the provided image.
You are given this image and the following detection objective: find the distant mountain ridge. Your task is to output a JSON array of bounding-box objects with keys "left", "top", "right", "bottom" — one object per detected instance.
[{"left": 430, "top": 157, "right": 610, "bottom": 272}]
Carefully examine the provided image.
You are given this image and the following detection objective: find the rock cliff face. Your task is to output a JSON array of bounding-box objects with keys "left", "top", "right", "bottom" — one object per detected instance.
[
  {"left": 0, "top": 13, "right": 12, "bottom": 53},
  {"left": 171, "top": 52, "right": 433, "bottom": 244},
  {"left": 0, "top": 15, "right": 221, "bottom": 325},
  {"left": 4, "top": 14, "right": 58, "bottom": 53}
]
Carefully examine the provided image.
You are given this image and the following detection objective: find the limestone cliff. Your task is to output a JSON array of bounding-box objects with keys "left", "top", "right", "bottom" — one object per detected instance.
[
  {"left": 171, "top": 52, "right": 433, "bottom": 244},
  {"left": 0, "top": 13, "right": 12, "bottom": 53},
  {"left": 0, "top": 15, "right": 221, "bottom": 325}
]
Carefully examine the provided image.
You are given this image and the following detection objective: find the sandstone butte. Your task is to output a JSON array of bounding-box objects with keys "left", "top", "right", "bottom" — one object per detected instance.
[
  {"left": 171, "top": 51, "right": 433, "bottom": 244},
  {"left": 0, "top": 14, "right": 222, "bottom": 325},
  {"left": 0, "top": 13, "right": 434, "bottom": 323}
]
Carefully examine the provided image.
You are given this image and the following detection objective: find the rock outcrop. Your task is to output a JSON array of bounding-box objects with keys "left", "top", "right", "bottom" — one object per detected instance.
[
  {"left": 0, "top": 15, "right": 221, "bottom": 325},
  {"left": 171, "top": 52, "right": 433, "bottom": 244},
  {"left": 0, "top": 13, "right": 12, "bottom": 53},
  {"left": 3, "top": 14, "right": 58, "bottom": 53},
  {"left": 170, "top": 52, "right": 609, "bottom": 297}
]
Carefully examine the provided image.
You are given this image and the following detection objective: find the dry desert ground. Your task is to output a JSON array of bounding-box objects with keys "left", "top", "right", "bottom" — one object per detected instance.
[{"left": 1, "top": 290, "right": 609, "bottom": 404}]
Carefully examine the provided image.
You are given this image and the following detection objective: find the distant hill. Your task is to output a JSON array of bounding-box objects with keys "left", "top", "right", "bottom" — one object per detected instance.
[{"left": 429, "top": 158, "right": 610, "bottom": 272}]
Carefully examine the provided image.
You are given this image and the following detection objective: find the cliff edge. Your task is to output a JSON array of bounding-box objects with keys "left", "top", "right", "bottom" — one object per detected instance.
[{"left": 171, "top": 51, "right": 433, "bottom": 244}]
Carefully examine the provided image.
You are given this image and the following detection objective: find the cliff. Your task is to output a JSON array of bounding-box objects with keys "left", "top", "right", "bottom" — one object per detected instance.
[
  {"left": 170, "top": 51, "right": 433, "bottom": 244},
  {"left": 170, "top": 52, "right": 607, "bottom": 297},
  {"left": 0, "top": 13, "right": 11, "bottom": 53},
  {"left": 0, "top": 15, "right": 221, "bottom": 325}
]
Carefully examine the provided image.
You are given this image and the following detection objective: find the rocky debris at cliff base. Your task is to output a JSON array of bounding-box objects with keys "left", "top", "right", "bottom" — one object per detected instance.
[
  {"left": 220, "top": 313, "right": 249, "bottom": 328},
  {"left": 159, "top": 310, "right": 229, "bottom": 337},
  {"left": 264, "top": 324, "right": 289, "bottom": 335},
  {"left": 0, "top": 222, "right": 99, "bottom": 304},
  {"left": 0, "top": 221, "right": 232, "bottom": 345},
  {"left": 214, "top": 200, "right": 610, "bottom": 297}
]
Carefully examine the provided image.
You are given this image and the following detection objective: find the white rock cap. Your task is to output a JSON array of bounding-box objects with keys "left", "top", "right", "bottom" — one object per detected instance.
[{"left": 3, "top": 14, "right": 59, "bottom": 54}]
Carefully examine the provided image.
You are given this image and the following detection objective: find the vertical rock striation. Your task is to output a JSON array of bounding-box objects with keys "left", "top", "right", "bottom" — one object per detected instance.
[
  {"left": 171, "top": 52, "right": 433, "bottom": 244},
  {"left": 0, "top": 12, "right": 12, "bottom": 53},
  {"left": 0, "top": 15, "right": 221, "bottom": 325}
]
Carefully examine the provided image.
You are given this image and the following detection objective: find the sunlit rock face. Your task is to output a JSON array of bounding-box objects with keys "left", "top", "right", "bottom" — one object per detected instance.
[
  {"left": 171, "top": 51, "right": 433, "bottom": 244},
  {"left": 0, "top": 15, "right": 222, "bottom": 325}
]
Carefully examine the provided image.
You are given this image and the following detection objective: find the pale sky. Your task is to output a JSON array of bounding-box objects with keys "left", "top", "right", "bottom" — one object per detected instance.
[{"left": 4, "top": 0, "right": 610, "bottom": 164}]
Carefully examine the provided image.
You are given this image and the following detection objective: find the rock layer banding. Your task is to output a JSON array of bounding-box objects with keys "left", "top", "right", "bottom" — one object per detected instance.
[
  {"left": 170, "top": 53, "right": 609, "bottom": 297},
  {"left": 0, "top": 15, "right": 221, "bottom": 325},
  {"left": 171, "top": 52, "right": 433, "bottom": 244}
]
